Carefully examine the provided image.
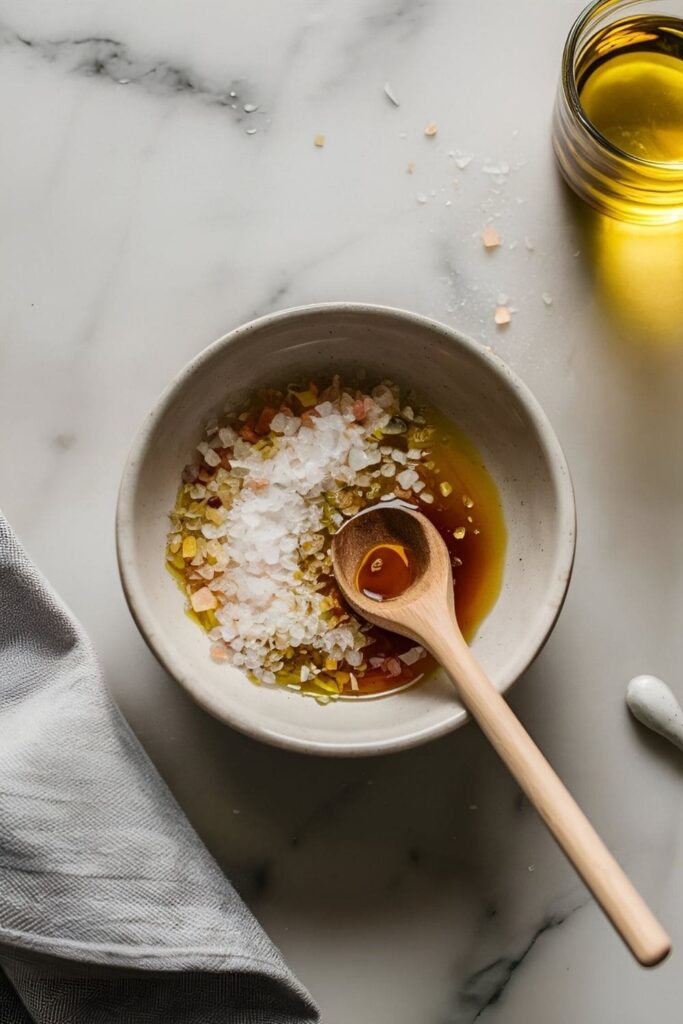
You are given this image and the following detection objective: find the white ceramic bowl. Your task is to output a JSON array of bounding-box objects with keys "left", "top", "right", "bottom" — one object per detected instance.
[{"left": 116, "top": 304, "right": 575, "bottom": 756}]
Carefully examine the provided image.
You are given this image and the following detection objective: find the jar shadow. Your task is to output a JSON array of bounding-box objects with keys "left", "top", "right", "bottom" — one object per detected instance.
[{"left": 562, "top": 185, "right": 683, "bottom": 351}]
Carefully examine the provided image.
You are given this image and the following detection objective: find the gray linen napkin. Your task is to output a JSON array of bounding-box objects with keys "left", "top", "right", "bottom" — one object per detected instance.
[{"left": 0, "top": 512, "right": 319, "bottom": 1024}]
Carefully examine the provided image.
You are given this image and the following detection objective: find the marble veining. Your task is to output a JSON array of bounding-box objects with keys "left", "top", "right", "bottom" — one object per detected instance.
[
  {"left": 451, "top": 900, "right": 588, "bottom": 1023},
  {"left": 3, "top": 24, "right": 251, "bottom": 119},
  {"left": 1, "top": 0, "right": 683, "bottom": 1021}
]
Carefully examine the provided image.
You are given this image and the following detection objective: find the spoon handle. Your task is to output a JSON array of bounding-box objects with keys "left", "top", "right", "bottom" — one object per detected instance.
[{"left": 428, "top": 627, "right": 671, "bottom": 967}]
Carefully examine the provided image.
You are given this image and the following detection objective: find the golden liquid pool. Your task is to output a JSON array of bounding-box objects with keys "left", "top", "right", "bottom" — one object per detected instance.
[{"left": 577, "top": 15, "right": 683, "bottom": 164}]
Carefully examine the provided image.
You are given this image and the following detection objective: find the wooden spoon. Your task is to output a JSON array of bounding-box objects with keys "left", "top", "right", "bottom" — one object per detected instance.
[{"left": 331, "top": 503, "right": 671, "bottom": 967}]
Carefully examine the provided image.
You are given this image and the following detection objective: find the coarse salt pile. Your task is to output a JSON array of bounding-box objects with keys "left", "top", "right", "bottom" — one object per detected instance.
[
  {"left": 167, "top": 378, "right": 434, "bottom": 698},
  {"left": 204, "top": 396, "right": 388, "bottom": 681}
]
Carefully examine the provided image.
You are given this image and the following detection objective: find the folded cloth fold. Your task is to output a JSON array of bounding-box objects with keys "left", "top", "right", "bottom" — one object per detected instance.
[{"left": 0, "top": 512, "right": 319, "bottom": 1024}]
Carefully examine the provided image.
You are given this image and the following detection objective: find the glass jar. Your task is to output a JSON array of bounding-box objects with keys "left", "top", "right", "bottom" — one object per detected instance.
[{"left": 553, "top": 0, "right": 683, "bottom": 224}]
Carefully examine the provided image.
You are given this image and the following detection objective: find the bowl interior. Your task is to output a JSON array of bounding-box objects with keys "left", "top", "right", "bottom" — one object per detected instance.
[{"left": 117, "top": 305, "right": 575, "bottom": 755}]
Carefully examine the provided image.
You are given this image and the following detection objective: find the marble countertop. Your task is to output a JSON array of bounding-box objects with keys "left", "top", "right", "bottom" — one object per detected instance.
[{"left": 2, "top": 0, "right": 683, "bottom": 1020}]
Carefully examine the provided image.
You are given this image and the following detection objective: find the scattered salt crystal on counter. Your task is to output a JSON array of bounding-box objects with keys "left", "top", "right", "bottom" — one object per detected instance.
[
  {"left": 384, "top": 82, "right": 400, "bottom": 106},
  {"left": 482, "top": 226, "right": 501, "bottom": 249}
]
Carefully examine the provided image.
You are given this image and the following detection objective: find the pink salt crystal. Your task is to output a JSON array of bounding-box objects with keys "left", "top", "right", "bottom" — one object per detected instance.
[
  {"left": 482, "top": 226, "right": 501, "bottom": 249},
  {"left": 386, "top": 658, "right": 402, "bottom": 677},
  {"left": 352, "top": 398, "right": 367, "bottom": 421},
  {"left": 191, "top": 587, "right": 218, "bottom": 612},
  {"left": 494, "top": 305, "right": 512, "bottom": 326},
  {"left": 210, "top": 643, "right": 229, "bottom": 661}
]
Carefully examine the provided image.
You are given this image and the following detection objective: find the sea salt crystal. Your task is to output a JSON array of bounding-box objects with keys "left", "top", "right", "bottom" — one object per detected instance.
[
  {"left": 399, "top": 646, "right": 425, "bottom": 666},
  {"left": 283, "top": 417, "right": 301, "bottom": 436},
  {"left": 204, "top": 448, "right": 221, "bottom": 467},
  {"left": 270, "top": 412, "right": 288, "bottom": 433},
  {"left": 384, "top": 82, "right": 400, "bottom": 106},
  {"left": 349, "top": 448, "right": 371, "bottom": 471},
  {"left": 396, "top": 469, "right": 418, "bottom": 489},
  {"left": 219, "top": 426, "right": 237, "bottom": 446}
]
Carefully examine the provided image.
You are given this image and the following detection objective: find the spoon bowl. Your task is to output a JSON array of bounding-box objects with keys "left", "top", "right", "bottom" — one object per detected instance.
[{"left": 331, "top": 502, "right": 449, "bottom": 637}]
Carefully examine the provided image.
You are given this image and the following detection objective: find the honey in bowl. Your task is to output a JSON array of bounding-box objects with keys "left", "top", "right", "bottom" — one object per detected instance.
[{"left": 341, "top": 409, "right": 507, "bottom": 696}]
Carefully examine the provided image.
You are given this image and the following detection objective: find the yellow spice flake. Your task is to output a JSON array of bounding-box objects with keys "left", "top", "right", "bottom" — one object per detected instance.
[
  {"left": 314, "top": 134, "right": 325, "bottom": 148},
  {"left": 182, "top": 536, "right": 197, "bottom": 559},
  {"left": 439, "top": 481, "right": 453, "bottom": 497},
  {"left": 453, "top": 526, "right": 466, "bottom": 540}
]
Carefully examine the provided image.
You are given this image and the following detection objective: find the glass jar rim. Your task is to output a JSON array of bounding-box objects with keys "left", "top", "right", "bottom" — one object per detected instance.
[{"left": 562, "top": 0, "right": 683, "bottom": 173}]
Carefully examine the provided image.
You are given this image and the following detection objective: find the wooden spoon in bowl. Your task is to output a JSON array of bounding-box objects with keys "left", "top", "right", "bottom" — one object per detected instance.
[{"left": 331, "top": 503, "right": 670, "bottom": 967}]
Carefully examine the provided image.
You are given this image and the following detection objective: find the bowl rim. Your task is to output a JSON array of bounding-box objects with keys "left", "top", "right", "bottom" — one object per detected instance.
[{"left": 116, "top": 302, "right": 576, "bottom": 756}]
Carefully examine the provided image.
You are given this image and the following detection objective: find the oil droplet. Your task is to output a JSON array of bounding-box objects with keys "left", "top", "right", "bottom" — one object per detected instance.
[{"left": 356, "top": 543, "right": 415, "bottom": 601}]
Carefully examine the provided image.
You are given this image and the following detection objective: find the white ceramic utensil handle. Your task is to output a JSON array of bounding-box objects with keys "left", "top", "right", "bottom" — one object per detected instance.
[{"left": 431, "top": 632, "right": 671, "bottom": 967}]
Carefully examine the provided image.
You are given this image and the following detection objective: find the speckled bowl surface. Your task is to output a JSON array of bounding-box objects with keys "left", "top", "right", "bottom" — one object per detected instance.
[{"left": 116, "top": 304, "right": 576, "bottom": 756}]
